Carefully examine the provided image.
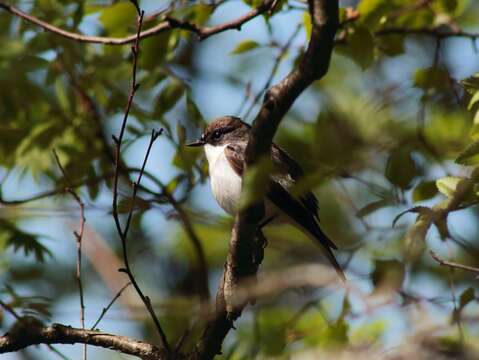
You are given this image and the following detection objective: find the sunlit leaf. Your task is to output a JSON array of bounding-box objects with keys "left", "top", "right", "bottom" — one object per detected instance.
[
  {"left": 99, "top": 2, "right": 136, "bottom": 36},
  {"left": 436, "top": 176, "right": 464, "bottom": 197},
  {"left": 230, "top": 40, "right": 260, "bottom": 55}
]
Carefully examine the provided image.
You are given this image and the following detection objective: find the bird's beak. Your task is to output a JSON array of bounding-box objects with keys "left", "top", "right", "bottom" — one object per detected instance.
[{"left": 186, "top": 139, "right": 205, "bottom": 147}]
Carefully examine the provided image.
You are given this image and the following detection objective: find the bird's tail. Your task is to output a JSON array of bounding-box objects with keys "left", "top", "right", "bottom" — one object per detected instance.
[{"left": 311, "top": 226, "right": 346, "bottom": 281}]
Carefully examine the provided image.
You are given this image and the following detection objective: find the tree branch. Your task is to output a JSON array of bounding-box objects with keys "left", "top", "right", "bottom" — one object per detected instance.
[
  {"left": 193, "top": 1, "right": 339, "bottom": 358},
  {"left": 0, "top": 0, "right": 274, "bottom": 45},
  {"left": 430, "top": 250, "right": 479, "bottom": 275},
  {"left": 0, "top": 323, "right": 167, "bottom": 360}
]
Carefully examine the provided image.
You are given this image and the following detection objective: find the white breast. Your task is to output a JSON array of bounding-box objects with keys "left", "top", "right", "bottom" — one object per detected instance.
[{"left": 205, "top": 144, "right": 242, "bottom": 215}]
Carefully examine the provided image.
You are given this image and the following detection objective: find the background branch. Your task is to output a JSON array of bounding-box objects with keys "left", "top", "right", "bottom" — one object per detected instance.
[
  {"left": 53, "top": 150, "right": 87, "bottom": 360},
  {"left": 0, "top": 323, "right": 166, "bottom": 360},
  {"left": 0, "top": 0, "right": 275, "bottom": 45}
]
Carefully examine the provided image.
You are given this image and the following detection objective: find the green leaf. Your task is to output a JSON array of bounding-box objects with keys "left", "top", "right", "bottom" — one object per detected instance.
[
  {"left": 0, "top": 39, "right": 25, "bottom": 59},
  {"left": 431, "top": 0, "right": 458, "bottom": 13},
  {"left": 372, "top": 259, "right": 405, "bottom": 293},
  {"left": 336, "top": 25, "right": 375, "bottom": 69},
  {"left": 413, "top": 67, "right": 450, "bottom": 91},
  {"left": 0, "top": 220, "right": 52, "bottom": 262},
  {"left": 459, "top": 287, "right": 475, "bottom": 309},
  {"left": 436, "top": 176, "right": 464, "bottom": 197},
  {"left": 230, "top": 40, "right": 260, "bottom": 55},
  {"left": 140, "top": 33, "right": 171, "bottom": 70},
  {"left": 350, "top": 320, "right": 387, "bottom": 345},
  {"left": 99, "top": 2, "right": 136, "bottom": 36},
  {"left": 257, "top": 308, "right": 291, "bottom": 355},
  {"left": 461, "top": 73, "right": 479, "bottom": 95},
  {"left": 385, "top": 148, "right": 417, "bottom": 189},
  {"left": 455, "top": 140, "right": 479, "bottom": 165},
  {"left": 412, "top": 181, "right": 438, "bottom": 202},
  {"left": 154, "top": 80, "right": 185, "bottom": 116},
  {"left": 377, "top": 34, "right": 405, "bottom": 56},
  {"left": 467, "top": 91, "right": 479, "bottom": 110},
  {"left": 357, "top": 0, "right": 394, "bottom": 27},
  {"left": 54, "top": 78, "right": 70, "bottom": 112},
  {"left": 192, "top": 3, "right": 214, "bottom": 25},
  {"left": 186, "top": 93, "right": 205, "bottom": 126}
]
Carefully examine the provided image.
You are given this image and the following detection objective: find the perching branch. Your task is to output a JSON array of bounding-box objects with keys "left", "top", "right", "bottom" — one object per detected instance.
[
  {"left": 0, "top": 0, "right": 275, "bottom": 45},
  {"left": 193, "top": 1, "right": 339, "bottom": 358},
  {"left": 110, "top": 4, "right": 169, "bottom": 354},
  {"left": 0, "top": 323, "right": 167, "bottom": 360}
]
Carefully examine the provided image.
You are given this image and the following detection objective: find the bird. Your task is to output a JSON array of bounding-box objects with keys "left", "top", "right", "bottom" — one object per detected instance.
[{"left": 186, "top": 116, "right": 344, "bottom": 280}]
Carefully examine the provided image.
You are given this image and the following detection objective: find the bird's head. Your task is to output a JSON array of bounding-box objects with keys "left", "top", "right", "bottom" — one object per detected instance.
[{"left": 186, "top": 116, "right": 250, "bottom": 147}]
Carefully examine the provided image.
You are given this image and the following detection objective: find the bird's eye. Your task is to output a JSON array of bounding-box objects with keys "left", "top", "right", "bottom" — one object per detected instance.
[{"left": 212, "top": 130, "right": 222, "bottom": 140}]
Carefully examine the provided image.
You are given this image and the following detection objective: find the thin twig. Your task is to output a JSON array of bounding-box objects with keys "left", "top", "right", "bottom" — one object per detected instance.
[
  {"left": 110, "top": 4, "right": 170, "bottom": 353},
  {"left": 243, "top": 24, "right": 302, "bottom": 120},
  {"left": 376, "top": 26, "right": 479, "bottom": 39},
  {"left": 52, "top": 149, "right": 87, "bottom": 360},
  {"left": 0, "top": 300, "right": 20, "bottom": 320},
  {"left": 444, "top": 242, "right": 464, "bottom": 343},
  {"left": 430, "top": 250, "right": 479, "bottom": 275},
  {"left": 91, "top": 282, "right": 131, "bottom": 330}
]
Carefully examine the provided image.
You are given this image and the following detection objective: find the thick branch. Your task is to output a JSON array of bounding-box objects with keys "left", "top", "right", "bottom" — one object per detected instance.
[
  {"left": 0, "top": 0, "right": 274, "bottom": 45},
  {"left": 0, "top": 322, "right": 166, "bottom": 360},
  {"left": 194, "top": 1, "right": 339, "bottom": 358}
]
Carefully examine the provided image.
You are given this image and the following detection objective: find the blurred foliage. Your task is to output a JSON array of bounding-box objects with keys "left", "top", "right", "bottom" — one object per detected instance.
[{"left": 1, "top": 0, "right": 479, "bottom": 359}]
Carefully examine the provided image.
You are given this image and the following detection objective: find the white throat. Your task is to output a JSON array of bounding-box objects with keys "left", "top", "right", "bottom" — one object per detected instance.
[
  {"left": 204, "top": 143, "right": 228, "bottom": 168},
  {"left": 204, "top": 143, "right": 241, "bottom": 215}
]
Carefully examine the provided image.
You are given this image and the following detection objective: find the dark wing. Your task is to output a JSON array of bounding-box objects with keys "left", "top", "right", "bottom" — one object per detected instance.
[
  {"left": 271, "top": 144, "right": 320, "bottom": 221},
  {"left": 224, "top": 142, "right": 343, "bottom": 279}
]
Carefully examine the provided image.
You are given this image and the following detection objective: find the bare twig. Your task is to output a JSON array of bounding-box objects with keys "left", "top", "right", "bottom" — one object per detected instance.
[
  {"left": 110, "top": 4, "right": 170, "bottom": 353},
  {"left": 91, "top": 282, "right": 132, "bottom": 330},
  {"left": 430, "top": 250, "right": 479, "bottom": 275},
  {"left": 52, "top": 150, "right": 87, "bottom": 360},
  {"left": 0, "top": 172, "right": 113, "bottom": 205},
  {"left": 0, "top": 0, "right": 275, "bottom": 45},
  {"left": 0, "top": 300, "right": 20, "bottom": 320},
  {"left": 376, "top": 26, "right": 479, "bottom": 40}
]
